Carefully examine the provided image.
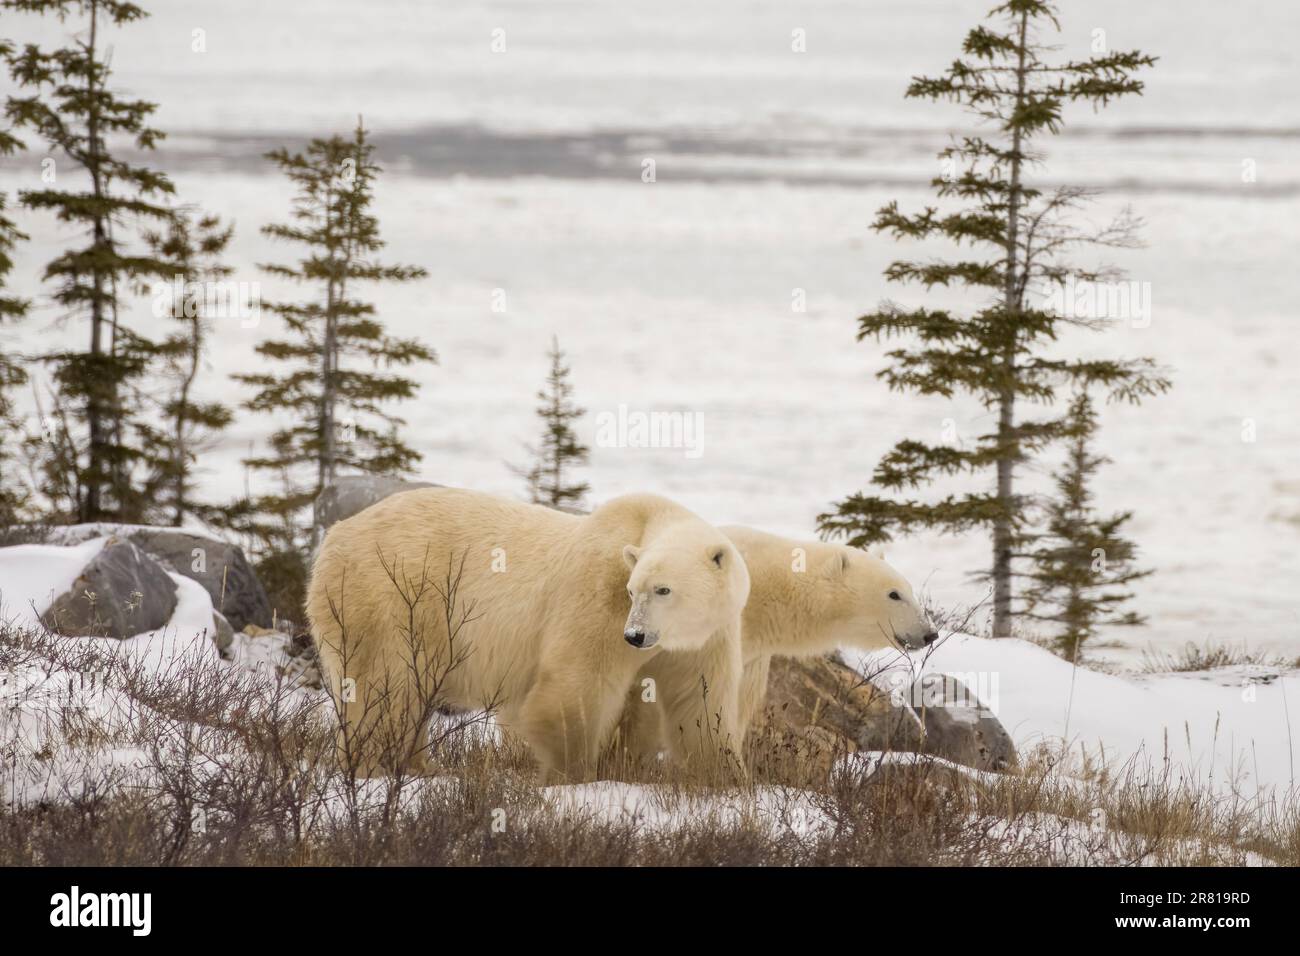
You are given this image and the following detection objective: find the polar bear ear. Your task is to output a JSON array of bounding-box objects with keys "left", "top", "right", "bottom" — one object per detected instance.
[
  {"left": 710, "top": 548, "right": 725, "bottom": 569},
  {"left": 868, "top": 544, "right": 886, "bottom": 560},
  {"left": 622, "top": 544, "right": 642, "bottom": 570},
  {"left": 825, "top": 551, "right": 850, "bottom": 578}
]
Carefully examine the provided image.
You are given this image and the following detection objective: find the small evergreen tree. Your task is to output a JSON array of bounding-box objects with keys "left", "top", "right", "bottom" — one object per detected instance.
[
  {"left": 3, "top": 0, "right": 177, "bottom": 522},
  {"left": 139, "top": 210, "right": 235, "bottom": 526},
  {"left": 0, "top": 105, "right": 32, "bottom": 525},
  {"left": 1020, "top": 391, "right": 1148, "bottom": 661},
  {"left": 817, "top": 0, "right": 1169, "bottom": 637},
  {"left": 515, "top": 336, "right": 589, "bottom": 509},
  {"left": 232, "top": 121, "right": 434, "bottom": 554}
]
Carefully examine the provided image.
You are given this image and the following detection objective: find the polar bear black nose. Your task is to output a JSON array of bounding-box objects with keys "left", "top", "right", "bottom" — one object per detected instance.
[
  {"left": 625, "top": 628, "right": 647, "bottom": 647},
  {"left": 923, "top": 631, "right": 939, "bottom": 646}
]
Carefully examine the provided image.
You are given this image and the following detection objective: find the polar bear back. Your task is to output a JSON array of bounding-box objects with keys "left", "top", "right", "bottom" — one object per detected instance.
[{"left": 307, "top": 487, "right": 684, "bottom": 719}]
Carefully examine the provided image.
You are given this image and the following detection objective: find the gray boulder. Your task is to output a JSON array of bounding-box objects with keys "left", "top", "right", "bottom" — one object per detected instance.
[
  {"left": 42, "top": 536, "right": 178, "bottom": 639},
  {"left": 126, "top": 528, "right": 272, "bottom": 632},
  {"left": 759, "top": 656, "right": 1018, "bottom": 775},
  {"left": 313, "top": 475, "right": 438, "bottom": 531},
  {"left": 900, "top": 672, "right": 1017, "bottom": 773}
]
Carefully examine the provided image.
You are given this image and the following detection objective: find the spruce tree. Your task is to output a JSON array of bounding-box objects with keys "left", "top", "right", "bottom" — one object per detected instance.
[
  {"left": 233, "top": 121, "right": 434, "bottom": 554},
  {"left": 3, "top": 0, "right": 177, "bottom": 522},
  {"left": 515, "top": 336, "right": 589, "bottom": 510},
  {"left": 817, "top": 0, "right": 1169, "bottom": 637},
  {"left": 1020, "top": 391, "right": 1147, "bottom": 661},
  {"left": 0, "top": 106, "right": 32, "bottom": 525},
  {"left": 139, "top": 210, "right": 235, "bottom": 527}
]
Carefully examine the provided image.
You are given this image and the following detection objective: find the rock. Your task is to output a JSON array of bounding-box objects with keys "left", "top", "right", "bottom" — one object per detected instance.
[
  {"left": 762, "top": 656, "right": 923, "bottom": 749},
  {"left": 903, "top": 672, "right": 1018, "bottom": 773},
  {"left": 41, "top": 536, "right": 178, "bottom": 639},
  {"left": 755, "top": 655, "right": 1017, "bottom": 776},
  {"left": 211, "top": 610, "right": 235, "bottom": 660},
  {"left": 313, "top": 475, "right": 438, "bottom": 532},
  {"left": 284, "top": 653, "right": 323, "bottom": 691},
  {"left": 286, "top": 628, "right": 314, "bottom": 659},
  {"left": 126, "top": 528, "right": 273, "bottom": 632}
]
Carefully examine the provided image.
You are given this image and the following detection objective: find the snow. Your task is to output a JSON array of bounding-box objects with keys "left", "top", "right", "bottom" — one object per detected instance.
[
  {"left": 539, "top": 780, "right": 829, "bottom": 836},
  {"left": 104, "top": 572, "right": 222, "bottom": 674},
  {"left": 0, "top": 540, "right": 222, "bottom": 795},
  {"left": 0, "top": 536, "right": 219, "bottom": 670},
  {"left": 0, "top": 537, "right": 107, "bottom": 625},
  {"left": 0, "top": 0, "right": 1298, "bottom": 855},
  {"left": 853, "top": 634, "right": 1300, "bottom": 800},
  {"left": 37, "top": 522, "right": 226, "bottom": 548},
  {"left": 0, "top": 539, "right": 1292, "bottom": 863},
  {"left": 4, "top": 535, "right": 1299, "bottom": 811}
]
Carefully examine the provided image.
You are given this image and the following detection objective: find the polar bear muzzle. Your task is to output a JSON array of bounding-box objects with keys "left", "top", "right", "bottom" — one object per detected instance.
[{"left": 623, "top": 593, "right": 659, "bottom": 648}]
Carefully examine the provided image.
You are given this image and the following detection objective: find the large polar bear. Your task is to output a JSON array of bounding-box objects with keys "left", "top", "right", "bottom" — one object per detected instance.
[
  {"left": 306, "top": 487, "right": 750, "bottom": 781},
  {"left": 614, "top": 526, "right": 936, "bottom": 764}
]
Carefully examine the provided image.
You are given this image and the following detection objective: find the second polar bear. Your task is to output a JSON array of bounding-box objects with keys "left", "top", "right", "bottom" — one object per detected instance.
[
  {"left": 614, "top": 526, "right": 936, "bottom": 763},
  {"left": 306, "top": 487, "right": 749, "bottom": 781}
]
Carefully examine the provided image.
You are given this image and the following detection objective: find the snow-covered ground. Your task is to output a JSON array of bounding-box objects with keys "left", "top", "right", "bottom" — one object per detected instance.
[
  {"left": 1, "top": 0, "right": 1297, "bottom": 663},
  {"left": 3, "top": 539, "right": 1297, "bottom": 812},
  {"left": 854, "top": 635, "right": 1300, "bottom": 801}
]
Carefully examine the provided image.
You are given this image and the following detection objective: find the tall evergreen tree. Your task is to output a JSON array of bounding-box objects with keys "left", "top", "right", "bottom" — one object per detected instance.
[
  {"left": 233, "top": 121, "right": 434, "bottom": 553},
  {"left": 514, "top": 336, "right": 589, "bottom": 509},
  {"left": 139, "top": 210, "right": 235, "bottom": 527},
  {"left": 817, "top": 0, "right": 1169, "bottom": 637},
  {"left": 3, "top": 0, "right": 177, "bottom": 522},
  {"left": 1020, "top": 391, "right": 1148, "bottom": 660},
  {"left": 0, "top": 103, "right": 32, "bottom": 525}
]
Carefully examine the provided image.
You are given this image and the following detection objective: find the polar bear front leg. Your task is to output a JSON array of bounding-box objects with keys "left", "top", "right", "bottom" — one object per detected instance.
[
  {"left": 606, "top": 661, "right": 669, "bottom": 774},
  {"left": 735, "top": 655, "right": 773, "bottom": 745},
  {"left": 516, "top": 652, "right": 629, "bottom": 785},
  {"left": 659, "top": 618, "right": 746, "bottom": 780}
]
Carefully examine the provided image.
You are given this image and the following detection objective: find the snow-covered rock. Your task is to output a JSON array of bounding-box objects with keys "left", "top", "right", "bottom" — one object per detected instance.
[
  {"left": 0, "top": 536, "right": 107, "bottom": 626},
  {"left": 40, "top": 536, "right": 177, "bottom": 639},
  {"left": 905, "top": 671, "right": 1018, "bottom": 772},
  {"left": 125, "top": 527, "right": 273, "bottom": 632},
  {"left": 23, "top": 523, "right": 273, "bottom": 633}
]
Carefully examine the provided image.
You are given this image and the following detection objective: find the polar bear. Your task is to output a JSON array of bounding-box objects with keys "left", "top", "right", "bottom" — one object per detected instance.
[
  {"left": 613, "top": 526, "right": 936, "bottom": 765},
  {"left": 306, "top": 487, "right": 749, "bottom": 781}
]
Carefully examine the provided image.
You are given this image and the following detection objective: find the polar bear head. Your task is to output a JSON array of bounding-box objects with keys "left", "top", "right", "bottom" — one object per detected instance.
[
  {"left": 825, "top": 544, "right": 937, "bottom": 651},
  {"left": 621, "top": 525, "right": 750, "bottom": 651}
]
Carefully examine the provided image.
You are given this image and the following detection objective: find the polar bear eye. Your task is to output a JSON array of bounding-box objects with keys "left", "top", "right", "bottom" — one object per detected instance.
[
  {"left": 888, "top": 591, "right": 902, "bottom": 601},
  {"left": 655, "top": 586, "right": 671, "bottom": 596}
]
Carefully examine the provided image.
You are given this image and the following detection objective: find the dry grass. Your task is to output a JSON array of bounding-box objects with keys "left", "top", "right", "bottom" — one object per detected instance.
[
  {"left": 0, "top": 522, "right": 52, "bottom": 548},
  {"left": 1139, "top": 640, "right": 1300, "bottom": 674}
]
